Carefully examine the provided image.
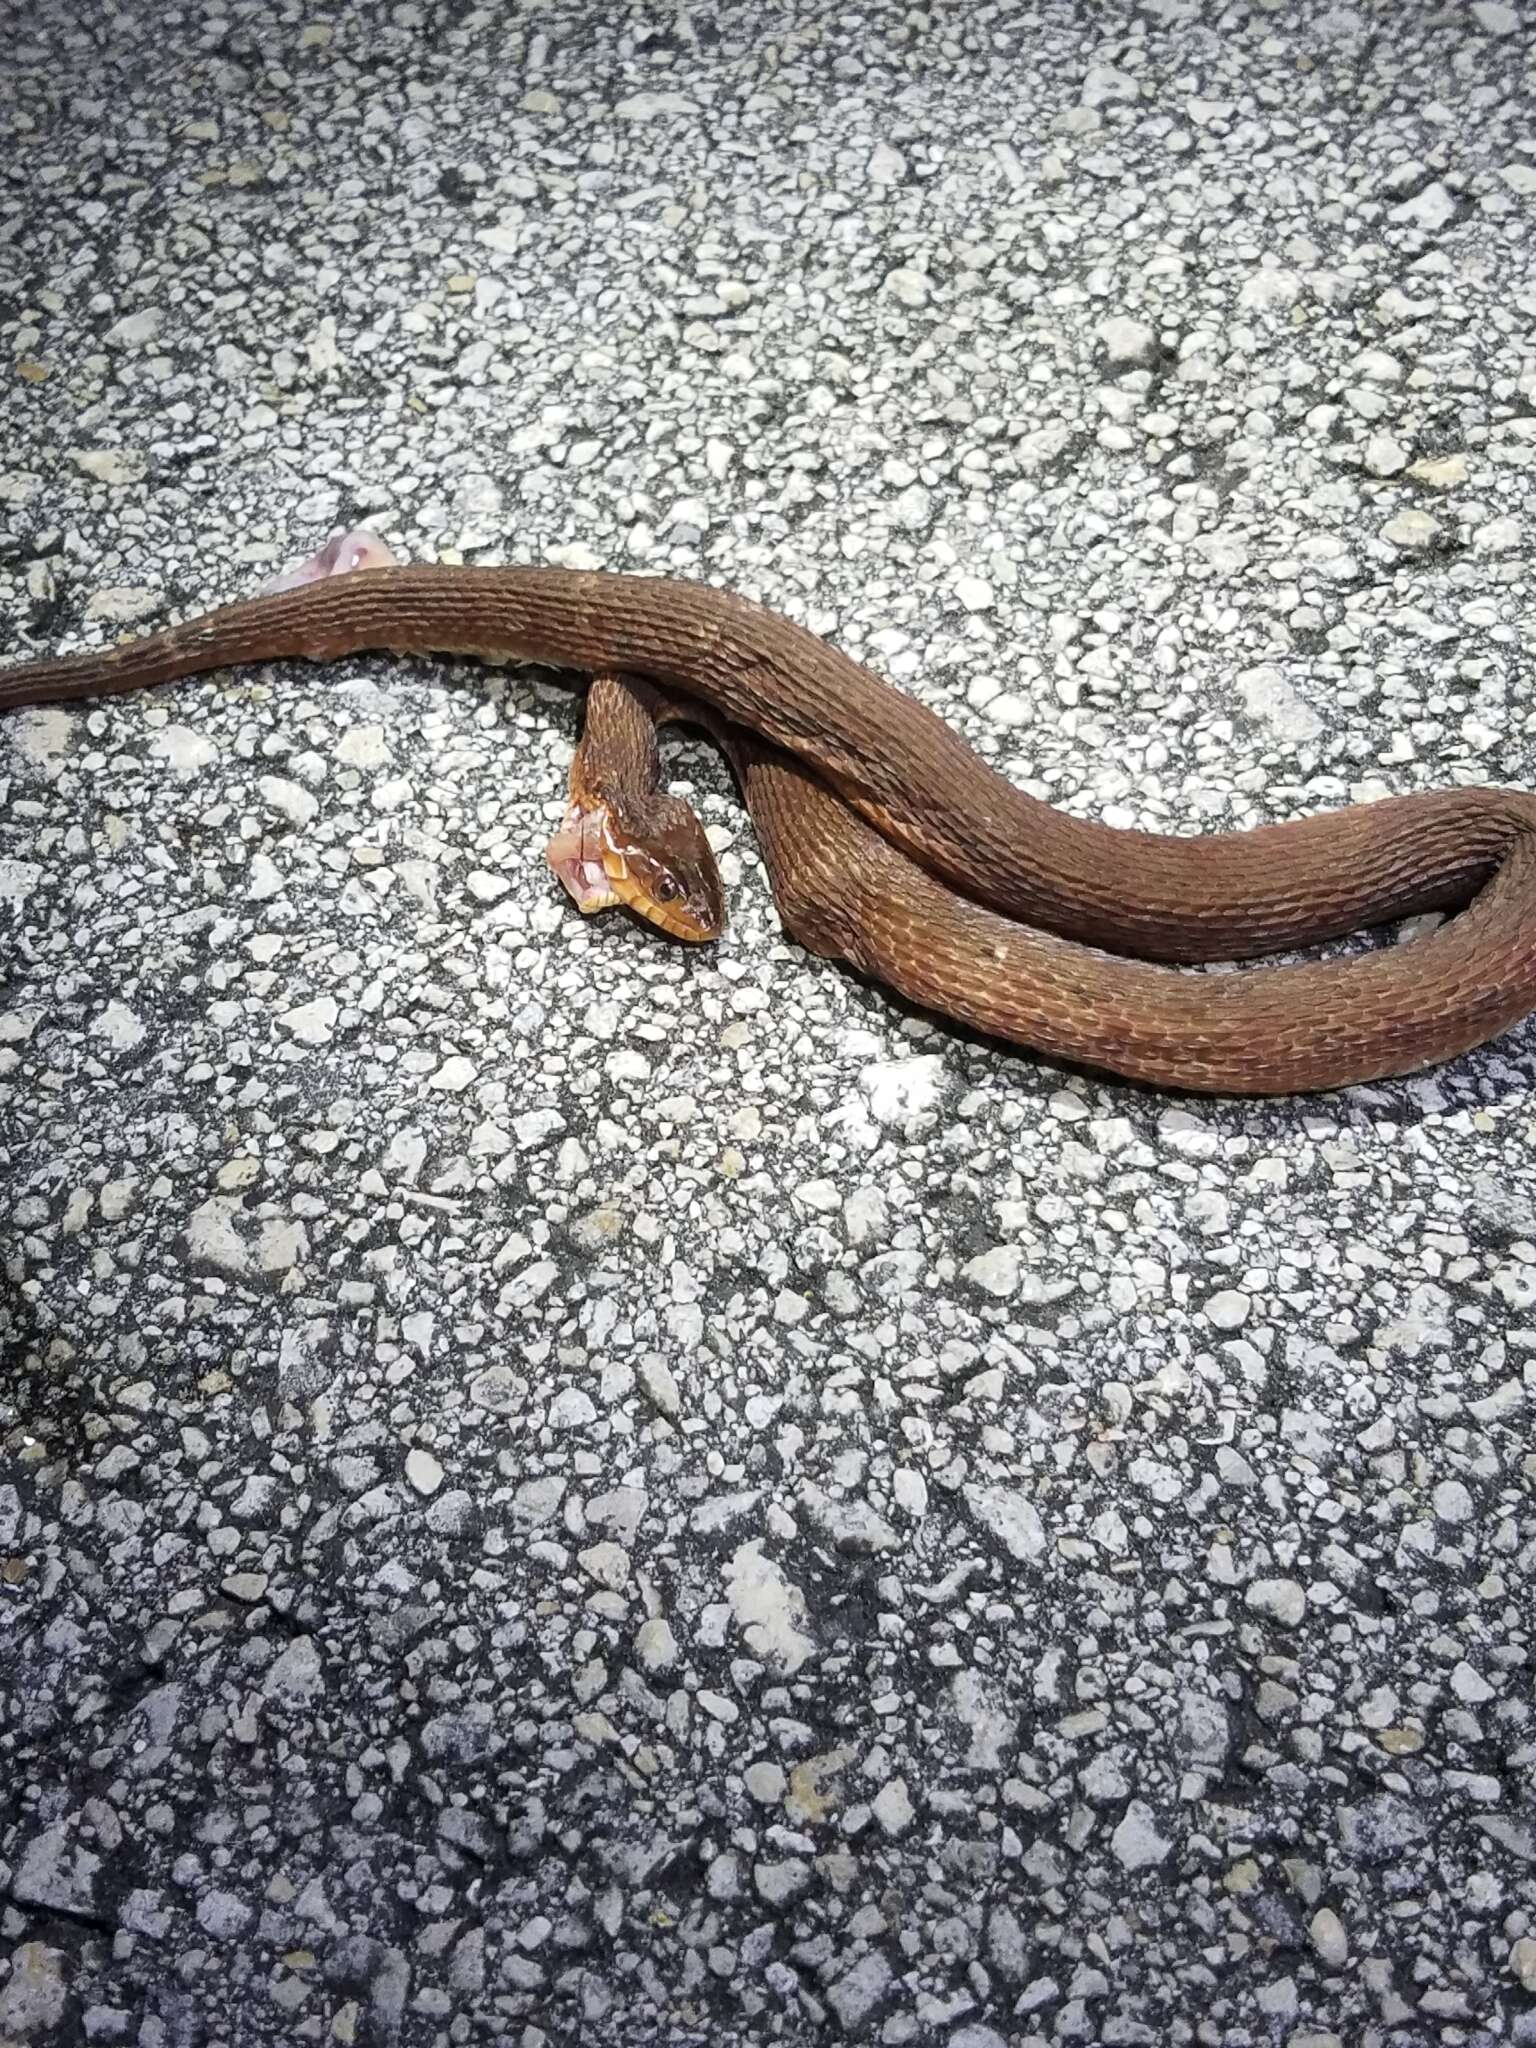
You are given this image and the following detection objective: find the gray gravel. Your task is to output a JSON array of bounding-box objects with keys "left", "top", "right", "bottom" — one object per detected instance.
[{"left": 3, "top": 3, "right": 1535, "bottom": 2044}]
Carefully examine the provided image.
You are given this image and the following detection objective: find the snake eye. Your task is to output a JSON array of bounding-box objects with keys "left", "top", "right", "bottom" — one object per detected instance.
[{"left": 653, "top": 874, "right": 681, "bottom": 904}]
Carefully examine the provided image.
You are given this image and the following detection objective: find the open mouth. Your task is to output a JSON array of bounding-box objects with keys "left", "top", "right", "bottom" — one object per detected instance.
[{"left": 545, "top": 800, "right": 624, "bottom": 912}]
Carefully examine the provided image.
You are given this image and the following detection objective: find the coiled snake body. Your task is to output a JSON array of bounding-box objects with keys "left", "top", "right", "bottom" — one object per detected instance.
[{"left": 3, "top": 561, "right": 1535, "bottom": 1094}]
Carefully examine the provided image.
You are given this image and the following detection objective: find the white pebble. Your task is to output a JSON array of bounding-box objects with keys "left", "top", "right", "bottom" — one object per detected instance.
[
  {"left": 259, "top": 775, "right": 318, "bottom": 827},
  {"left": 962, "top": 1247, "right": 1019, "bottom": 1299},
  {"left": 1310, "top": 1908, "right": 1349, "bottom": 1968},
  {"left": 635, "top": 1618, "right": 678, "bottom": 1673},
  {"left": 1381, "top": 509, "right": 1441, "bottom": 549},
  {"left": 92, "top": 1001, "right": 146, "bottom": 1051},
  {"left": 279, "top": 996, "right": 337, "bottom": 1047},
  {"left": 1097, "top": 316, "right": 1157, "bottom": 368},
  {"left": 606, "top": 1047, "right": 652, "bottom": 1084},
  {"left": 549, "top": 1387, "right": 597, "bottom": 1429},
  {"left": 405, "top": 1448, "right": 444, "bottom": 1497},
  {"left": 1205, "top": 1289, "right": 1251, "bottom": 1329},
  {"left": 1246, "top": 1578, "right": 1307, "bottom": 1626},
  {"left": 872, "top": 1777, "right": 914, "bottom": 1836},
  {"left": 884, "top": 266, "right": 929, "bottom": 307},
  {"left": 1111, "top": 1800, "right": 1172, "bottom": 1869}
]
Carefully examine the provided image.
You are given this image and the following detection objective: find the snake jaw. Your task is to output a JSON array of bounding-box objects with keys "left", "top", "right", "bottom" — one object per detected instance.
[{"left": 545, "top": 801, "right": 625, "bottom": 912}]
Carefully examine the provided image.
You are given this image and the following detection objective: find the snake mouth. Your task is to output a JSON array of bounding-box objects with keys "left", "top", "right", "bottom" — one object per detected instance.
[{"left": 546, "top": 800, "right": 624, "bottom": 913}]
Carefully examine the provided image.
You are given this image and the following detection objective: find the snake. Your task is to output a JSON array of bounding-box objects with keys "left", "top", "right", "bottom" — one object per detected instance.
[{"left": 2, "top": 535, "right": 1535, "bottom": 1095}]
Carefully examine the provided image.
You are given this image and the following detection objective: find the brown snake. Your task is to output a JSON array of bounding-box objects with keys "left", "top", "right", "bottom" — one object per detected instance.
[{"left": 3, "top": 560, "right": 1535, "bottom": 1094}]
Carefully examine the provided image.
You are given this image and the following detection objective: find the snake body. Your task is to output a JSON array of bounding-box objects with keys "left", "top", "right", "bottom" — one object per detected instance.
[{"left": 4, "top": 564, "right": 1536, "bottom": 1093}]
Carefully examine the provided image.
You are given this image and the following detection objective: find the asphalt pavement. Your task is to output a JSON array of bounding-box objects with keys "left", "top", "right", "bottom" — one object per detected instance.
[{"left": 2, "top": 3, "right": 1534, "bottom": 2043}]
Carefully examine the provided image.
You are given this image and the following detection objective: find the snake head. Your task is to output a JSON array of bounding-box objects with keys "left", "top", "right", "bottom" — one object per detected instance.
[{"left": 546, "top": 791, "right": 725, "bottom": 943}]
